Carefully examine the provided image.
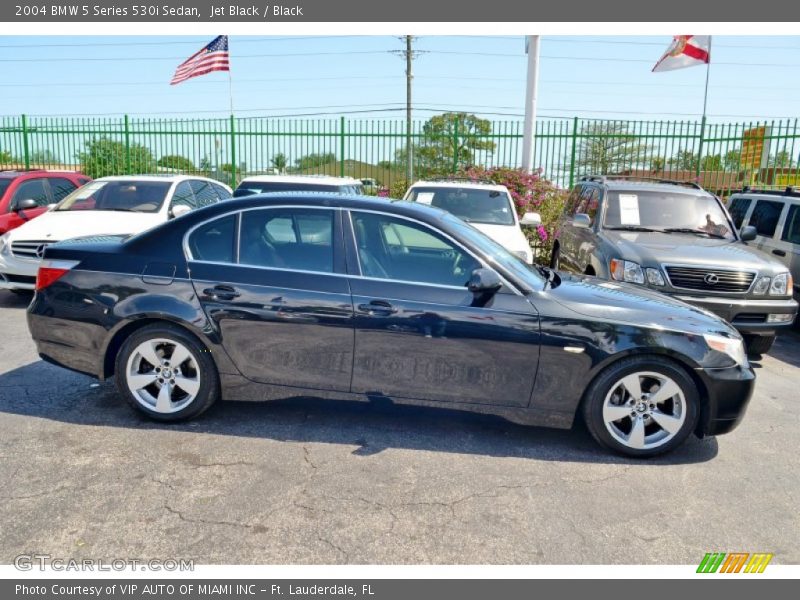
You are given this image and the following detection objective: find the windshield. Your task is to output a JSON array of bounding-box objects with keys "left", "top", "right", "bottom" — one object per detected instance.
[
  {"left": 234, "top": 182, "right": 363, "bottom": 197},
  {"left": 442, "top": 213, "right": 545, "bottom": 291},
  {"left": 603, "top": 191, "right": 735, "bottom": 240},
  {"left": 56, "top": 180, "right": 171, "bottom": 213},
  {"left": 407, "top": 187, "right": 515, "bottom": 226}
]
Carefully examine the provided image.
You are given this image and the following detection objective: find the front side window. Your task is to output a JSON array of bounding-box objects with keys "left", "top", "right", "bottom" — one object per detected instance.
[
  {"left": 12, "top": 178, "right": 49, "bottom": 207},
  {"left": 48, "top": 177, "right": 78, "bottom": 203},
  {"left": 728, "top": 197, "right": 752, "bottom": 229},
  {"left": 212, "top": 183, "right": 232, "bottom": 200},
  {"left": 351, "top": 211, "right": 480, "bottom": 287},
  {"left": 56, "top": 180, "right": 171, "bottom": 213},
  {"left": 171, "top": 182, "right": 196, "bottom": 209},
  {"left": 190, "top": 180, "right": 219, "bottom": 208},
  {"left": 405, "top": 186, "right": 515, "bottom": 226},
  {"left": 575, "top": 186, "right": 600, "bottom": 223},
  {"left": 239, "top": 208, "right": 334, "bottom": 273},
  {"left": 749, "top": 199, "right": 784, "bottom": 238},
  {"left": 188, "top": 214, "right": 236, "bottom": 263},
  {"left": 781, "top": 204, "right": 800, "bottom": 244}
]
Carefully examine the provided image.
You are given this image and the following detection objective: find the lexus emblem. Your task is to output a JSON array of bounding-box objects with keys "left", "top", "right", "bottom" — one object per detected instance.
[
  {"left": 704, "top": 273, "right": 720, "bottom": 285},
  {"left": 35, "top": 244, "right": 47, "bottom": 259}
]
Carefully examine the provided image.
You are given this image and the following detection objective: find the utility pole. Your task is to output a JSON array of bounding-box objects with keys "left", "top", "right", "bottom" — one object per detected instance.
[
  {"left": 405, "top": 35, "right": 414, "bottom": 184},
  {"left": 521, "top": 35, "right": 541, "bottom": 174}
]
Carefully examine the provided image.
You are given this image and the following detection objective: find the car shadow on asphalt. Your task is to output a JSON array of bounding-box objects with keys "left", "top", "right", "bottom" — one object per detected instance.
[
  {"left": 0, "top": 358, "right": 719, "bottom": 466},
  {"left": 764, "top": 330, "right": 800, "bottom": 369}
]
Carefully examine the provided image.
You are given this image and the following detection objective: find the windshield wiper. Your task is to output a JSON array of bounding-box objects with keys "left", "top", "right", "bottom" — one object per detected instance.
[
  {"left": 535, "top": 265, "right": 561, "bottom": 289},
  {"left": 605, "top": 225, "right": 664, "bottom": 232},
  {"left": 662, "top": 227, "right": 726, "bottom": 239}
]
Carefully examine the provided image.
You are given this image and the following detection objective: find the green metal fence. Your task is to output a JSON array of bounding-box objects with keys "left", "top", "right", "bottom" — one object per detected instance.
[{"left": 2, "top": 114, "right": 799, "bottom": 194}]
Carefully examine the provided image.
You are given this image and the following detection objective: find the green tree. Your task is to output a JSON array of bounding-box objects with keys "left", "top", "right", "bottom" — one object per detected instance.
[
  {"left": 295, "top": 152, "right": 336, "bottom": 170},
  {"left": 0, "top": 149, "right": 12, "bottom": 164},
  {"left": 723, "top": 149, "right": 742, "bottom": 171},
  {"left": 700, "top": 154, "right": 723, "bottom": 171},
  {"left": 271, "top": 152, "right": 288, "bottom": 173},
  {"left": 575, "top": 123, "right": 653, "bottom": 175},
  {"left": 650, "top": 156, "right": 666, "bottom": 171},
  {"left": 77, "top": 137, "right": 155, "bottom": 179},
  {"left": 29, "top": 149, "right": 59, "bottom": 165},
  {"left": 768, "top": 150, "right": 795, "bottom": 168},
  {"left": 395, "top": 112, "right": 496, "bottom": 176},
  {"left": 157, "top": 154, "right": 196, "bottom": 171},
  {"left": 668, "top": 149, "right": 698, "bottom": 171}
]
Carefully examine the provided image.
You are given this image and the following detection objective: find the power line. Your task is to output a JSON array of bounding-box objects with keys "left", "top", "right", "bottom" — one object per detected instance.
[{"left": 0, "top": 50, "right": 394, "bottom": 63}]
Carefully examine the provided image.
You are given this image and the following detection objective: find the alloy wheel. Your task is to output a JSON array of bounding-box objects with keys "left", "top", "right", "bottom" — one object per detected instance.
[{"left": 125, "top": 338, "right": 201, "bottom": 414}]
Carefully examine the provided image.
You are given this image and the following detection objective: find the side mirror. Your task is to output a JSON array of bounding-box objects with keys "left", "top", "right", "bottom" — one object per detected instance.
[
  {"left": 468, "top": 268, "right": 503, "bottom": 294},
  {"left": 169, "top": 204, "right": 192, "bottom": 219},
  {"left": 14, "top": 198, "right": 38, "bottom": 212},
  {"left": 740, "top": 225, "right": 757, "bottom": 242},
  {"left": 519, "top": 211, "right": 542, "bottom": 227},
  {"left": 572, "top": 213, "right": 592, "bottom": 228}
]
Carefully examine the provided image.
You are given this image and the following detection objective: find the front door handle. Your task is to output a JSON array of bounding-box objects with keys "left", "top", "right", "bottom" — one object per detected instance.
[
  {"left": 357, "top": 300, "right": 398, "bottom": 316},
  {"left": 203, "top": 285, "right": 241, "bottom": 301},
  {"left": 772, "top": 249, "right": 787, "bottom": 257}
]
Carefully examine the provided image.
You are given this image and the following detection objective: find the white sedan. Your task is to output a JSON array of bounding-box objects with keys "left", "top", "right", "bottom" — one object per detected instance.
[{"left": 0, "top": 175, "right": 232, "bottom": 292}]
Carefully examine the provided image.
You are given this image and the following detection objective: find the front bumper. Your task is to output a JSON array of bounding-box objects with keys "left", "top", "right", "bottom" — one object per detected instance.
[
  {"left": 0, "top": 253, "right": 39, "bottom": 291},
  {"left": 674, "top": 294, "right": 798, "bottom": 335},
  {"left": 696, "top": 364, "right": 756, "bottom": 437}
]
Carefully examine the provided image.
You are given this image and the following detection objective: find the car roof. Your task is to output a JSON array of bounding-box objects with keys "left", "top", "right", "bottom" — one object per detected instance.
[
  {"left": 408, "top": 180, "right": 510, "bottom": 193},
  {"left": 239, "top": 175, "right": 360, "bottom": 185},
  {"left": 729, "top": 188, "right": 800, "bottom": 201},
  {"left": 596, "top": 180, "right": 712, "bottom": 196},
  {"left": 0, "top": 169, "right": 85, "bottom": 179},
  {"left": 91, "top": 174, "right": 230, "bottom": 187}
]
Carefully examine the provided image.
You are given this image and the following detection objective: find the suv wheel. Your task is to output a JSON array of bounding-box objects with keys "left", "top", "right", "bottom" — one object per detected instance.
[
  {"left": 582, "top": 356, "right": 699, "bottom": 457},
  {"left": 743, "top": 334, "right": 775, "bottom": 356},
  {"left": 115, "top": 324, "right": 220, "bottom": 421}
]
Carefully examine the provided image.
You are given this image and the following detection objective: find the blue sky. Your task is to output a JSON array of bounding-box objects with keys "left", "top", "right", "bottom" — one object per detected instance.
[{"left": 0, "top": 35, "right": 799, "bottom": 123}]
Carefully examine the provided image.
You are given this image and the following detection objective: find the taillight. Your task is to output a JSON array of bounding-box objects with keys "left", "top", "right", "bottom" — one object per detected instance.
[{"left": 35, "top": 259, "right": 79, "bottom": 291}]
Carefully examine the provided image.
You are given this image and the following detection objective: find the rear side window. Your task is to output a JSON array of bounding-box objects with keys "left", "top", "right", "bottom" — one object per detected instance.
[
  {"left": 12, "top": 178, "right": 49, "bottom": 207},
  {"left": 188, "top": 215, "right": 236, "bottom": 263},
  {"left": 190, "top": 180, "right": 219, "bottom": 208},
  {"left": 212, "top": 183, "right": 232, "bottom": 200},
  {"left": 728, "top": 197, "right": 752, "bottom": 229},
  {"left": 49, "top": 177, "right": 78, "bottom": 203},
  {"left": 749, "top": 200, "right": 784, "bottom": 237},
  {"left": 171, "top": 182, "right": 196, "bottom": 209},
  {"left": 782, "top": 204, "right": 800, "bottom": 244}
]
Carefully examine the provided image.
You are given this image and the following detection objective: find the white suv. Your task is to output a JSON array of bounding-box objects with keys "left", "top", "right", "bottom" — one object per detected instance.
[
  {"left": 234, "top": 175, "right": 364, "bottom": 197},
  {"left": 0, "top": 175, "right": 231, "bottom": 292},
  {"left": 403, "top": 179, "right": 540, "bottom": 264}
]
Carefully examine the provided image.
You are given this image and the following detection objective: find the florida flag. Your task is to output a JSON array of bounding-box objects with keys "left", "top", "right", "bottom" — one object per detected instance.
[{"left": 652, "top": 35, "right": 711, "bottom": 72}]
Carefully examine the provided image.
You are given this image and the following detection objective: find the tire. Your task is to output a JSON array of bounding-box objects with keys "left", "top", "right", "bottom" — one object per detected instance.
[
  {"left": 744, "top": 335, "right": 775, "bottom": 356},
  {"left": 581, "top": 356, "right": 699, "bottom": 458},
  {"left": 550, "top": 245, "right": 560, "bottom": 270},
  {"left": 115, "top": 323, "right": 220, "bottom": 422}
]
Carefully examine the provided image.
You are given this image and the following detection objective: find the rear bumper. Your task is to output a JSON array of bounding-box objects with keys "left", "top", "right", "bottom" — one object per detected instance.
[
  {"left": 696, "top": 364, "right": 756, "bottom": 437},
  {"left": 27, "top": 312, "right": 104, "bottom": 379},
  {"left": 675, "top": 294, "right": 797, "bottom": 335}
]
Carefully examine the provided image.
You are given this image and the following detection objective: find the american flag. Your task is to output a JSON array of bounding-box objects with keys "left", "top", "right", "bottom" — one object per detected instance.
[{"left": 170, "top": 35, "right": 230, "bottom": 85}]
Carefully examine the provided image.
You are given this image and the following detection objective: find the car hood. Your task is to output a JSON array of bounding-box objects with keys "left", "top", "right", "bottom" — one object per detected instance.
[
  {"left": 544, "top": 272, "right": 738, "bottom": 337},
  {"left": 7, "top": 210, "right": 163, "bottom": 242},
  {"left": 604, "top": 230, "right": 781, "bottom": 271},
  {"left": 471, "top": 223, "right": 529, "bottom": 251}
]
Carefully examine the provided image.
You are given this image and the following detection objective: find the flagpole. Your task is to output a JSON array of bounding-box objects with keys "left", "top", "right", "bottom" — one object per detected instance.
[
  {"left": 696, "top": 36, "right": 712, "bottom": 178},
  {"left": 701, "top": 36, "right": 712, "bottom": 120},
  {"left": 226, "top": 35, "right": 236, "bottom": 188}
]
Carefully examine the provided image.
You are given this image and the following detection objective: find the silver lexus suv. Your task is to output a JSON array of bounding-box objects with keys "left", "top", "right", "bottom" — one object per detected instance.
[{"left": 551, "top": 176, "right": 797, "bottom": 355}]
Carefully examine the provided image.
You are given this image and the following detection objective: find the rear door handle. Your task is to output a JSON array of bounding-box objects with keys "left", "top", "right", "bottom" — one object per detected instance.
[
  {"left": 357, "top": 300, "right": 398, "bottom": 316},
  {"left": 203, "top": 285, "right": 241, "bottom": 301},
  {"left": 772, "top": 249, "right": 787, "bottom": 257}
]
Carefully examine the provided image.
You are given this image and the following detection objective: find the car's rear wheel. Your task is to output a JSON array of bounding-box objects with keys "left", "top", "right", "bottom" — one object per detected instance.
[
  {"left": 582, "top": 356, "right": 699, "bottom": 457},
  {"left": 743, "top": 334, "right": 775, "bottom": 356},
  {"left": 115, "top": 324, "right": 219, "bottom": 421}
]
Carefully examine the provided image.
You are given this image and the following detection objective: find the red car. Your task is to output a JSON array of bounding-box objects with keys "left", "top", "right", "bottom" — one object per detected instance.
[{"left": 0, "top": 170, "right": 91, "bottom": 234}]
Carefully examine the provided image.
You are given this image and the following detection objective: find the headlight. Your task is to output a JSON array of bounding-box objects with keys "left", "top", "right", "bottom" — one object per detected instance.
[
  {"left": 610, "top": 259, "right": 644, "bottom": 284},
  {"left": 0, "top": 233, "right": 9, "bottom": 256},
  {"left": 703, "top": 333, "right": 748, "bottom": 367},
  {"left": 769, "top": 272, "right": 792, "bottom": 296},
  {"left": 645, "top": 267, "right": 666, "bottom": 286},
  {"left": 753, "top": 276, "right": 771, "bottom": 295}
]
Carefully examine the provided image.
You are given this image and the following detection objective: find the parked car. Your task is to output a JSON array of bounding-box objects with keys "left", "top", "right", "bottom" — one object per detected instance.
[
  {"left": 0, "top": 175, "right": 231, "bottom": 292},
  {"left": 28, "top": 193, "right": 754, "bottom": 457},
  {"left": 551, "top": 176, "right": 797, "bottom": 355},
  {"left": 403, "top": 179, "right": 541, "bottom": 264},
  {"left": 234, "top": 175, "right": 363, "bottom": 197},
  {"left": 727, "top": 186, "right": 800, "bottom": 309},
  {"left": 0, "top": 169, "right": 91, "bottom": 235}
]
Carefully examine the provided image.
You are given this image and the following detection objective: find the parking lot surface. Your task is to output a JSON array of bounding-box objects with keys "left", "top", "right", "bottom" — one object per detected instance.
[{"left": 1, "top": 290, "right": 798, "bottom": 564}]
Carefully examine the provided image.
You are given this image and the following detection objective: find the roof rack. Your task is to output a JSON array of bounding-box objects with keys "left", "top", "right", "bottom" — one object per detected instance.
[
  {"left": 739, "top": 185, "right": 800, "bottom": 198},
  {"left": 580, "top": 175, "right": 704, "bottom": 190},
  {"left": 420, "top": 176, "right": 497, "bottom": 185}
]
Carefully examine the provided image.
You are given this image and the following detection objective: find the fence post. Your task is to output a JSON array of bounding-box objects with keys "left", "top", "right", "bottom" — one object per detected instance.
[
  {"left": 696, "top": 115, "right": 707, "bottom": 178},
  {"left": 339, "top": 116, "right": 346, "bottom": 178},
  {"left": 229, "top": 114, "right": 237, "bottom": 188},
  {"left": 568, "top": 116, "right": 579, "bottom": 188},
  {"left": 452, "top": 116, "right": 459, "bottom": 174},
  {"left": 21, "top": 114, "right": 30, "bottom": 170},
  {"left": 123, "top": 114, "right": 131, "bottom": 175}
]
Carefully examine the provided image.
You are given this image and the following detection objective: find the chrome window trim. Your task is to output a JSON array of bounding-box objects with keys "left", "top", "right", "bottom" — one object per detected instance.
[{"left": 661, "top": 262, "right": 758, "bottom": 295}]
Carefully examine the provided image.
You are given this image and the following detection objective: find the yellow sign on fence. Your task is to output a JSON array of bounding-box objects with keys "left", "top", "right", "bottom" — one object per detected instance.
[{"left": 740, "top": 126, "right": 771, "bottom": 170}]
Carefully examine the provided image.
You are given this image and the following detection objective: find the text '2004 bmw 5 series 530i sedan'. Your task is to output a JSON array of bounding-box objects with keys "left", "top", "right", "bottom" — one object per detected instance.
[{"left": 27, "top": 194, "right": 755, "bottom": 457}]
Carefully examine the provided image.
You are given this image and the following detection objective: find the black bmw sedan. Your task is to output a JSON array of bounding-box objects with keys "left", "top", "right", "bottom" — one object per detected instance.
[{"left": 27, "top": 194, "right": 755, "bottom": 457}]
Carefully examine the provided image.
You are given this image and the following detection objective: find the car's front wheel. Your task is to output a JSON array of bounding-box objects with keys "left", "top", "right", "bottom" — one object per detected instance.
[
  {"left": 115, "top": 324, "right": 219, "bottom": 421},
  {"left": 743, "top": 334, "right": 775, "bottom": 356},
  {"left": 582, "top": 356, "right": 699, "bottom": 457}
]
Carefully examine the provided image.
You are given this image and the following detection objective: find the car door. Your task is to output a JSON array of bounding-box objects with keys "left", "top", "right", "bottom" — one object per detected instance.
[
  {"left": 346, "top": 209, "right": 540, "bottom": 407},
  {"left": 4, "top": 178, "right": 51, "bottom": 231},
  {"left": 747, "top": 198, "right": 785, "bottom": 254},
  {"left": 186, "top": 207, "right": 355, "bottom": 392}
]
